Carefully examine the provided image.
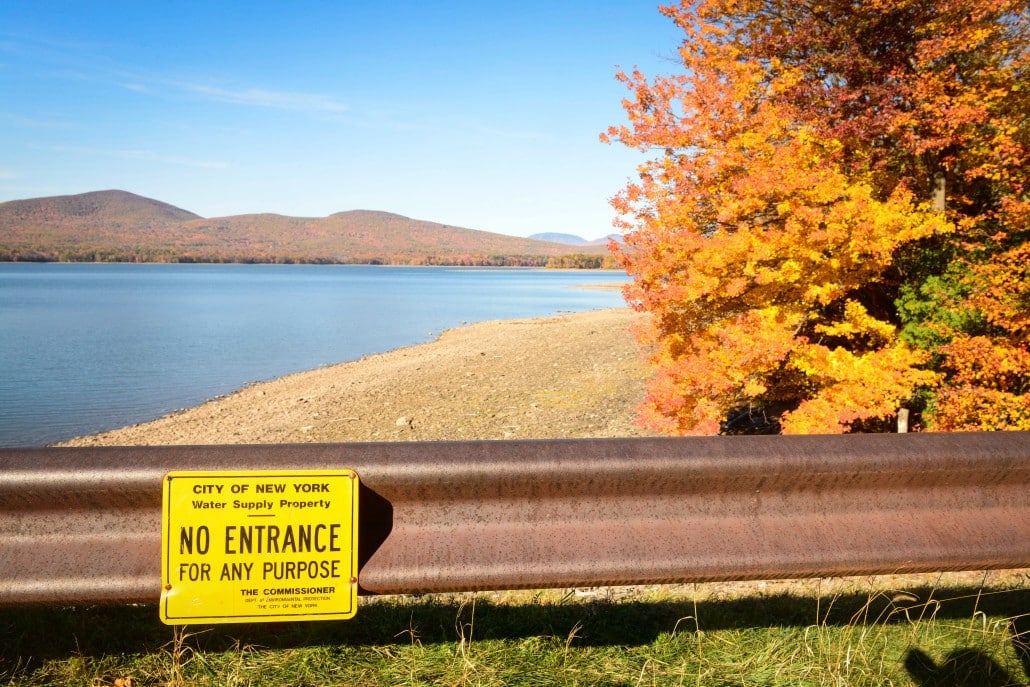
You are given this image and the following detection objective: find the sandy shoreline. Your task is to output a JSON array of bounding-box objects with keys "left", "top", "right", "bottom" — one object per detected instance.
[{"left": 62, "top": 308, "right": 658, "bottom": 446}]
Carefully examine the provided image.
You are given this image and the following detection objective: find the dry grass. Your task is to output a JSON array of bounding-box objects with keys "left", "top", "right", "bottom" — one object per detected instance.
[{"left": 3, "top": 573, "right": 1028, "bottom": 686}]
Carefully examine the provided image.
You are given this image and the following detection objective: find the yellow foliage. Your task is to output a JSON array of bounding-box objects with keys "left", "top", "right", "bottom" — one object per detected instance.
[
  {"left": 814, "top": 301, "right": 897, "bottom": 345},
  {"left": 607, "top": 0, "right": 1024, "bottom": 434}
]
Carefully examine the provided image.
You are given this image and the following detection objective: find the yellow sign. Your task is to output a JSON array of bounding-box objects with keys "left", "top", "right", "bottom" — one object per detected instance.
[{"left": 160, "top": 469, "right": 359, "bottom": 624}]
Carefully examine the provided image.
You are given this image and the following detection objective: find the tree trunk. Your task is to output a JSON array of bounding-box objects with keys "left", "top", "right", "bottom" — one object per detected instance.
[{"left": 932, "top": 169, "right": 946, "bottom": 213}]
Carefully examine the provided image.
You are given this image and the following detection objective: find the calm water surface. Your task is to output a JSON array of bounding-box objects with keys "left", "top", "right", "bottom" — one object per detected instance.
[{"left": 0, "top": 263, "right": 629, "bottom": 446}]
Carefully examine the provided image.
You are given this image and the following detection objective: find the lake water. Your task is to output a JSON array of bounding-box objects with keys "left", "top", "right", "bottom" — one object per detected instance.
[{"left": 0, "top": 263, "right": 630, "bottom": 447}]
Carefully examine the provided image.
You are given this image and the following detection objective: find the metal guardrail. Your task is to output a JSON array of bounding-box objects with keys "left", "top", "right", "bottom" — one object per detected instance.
[{"left": 1, "top": 433, "right": 1028, "bottom": 606}]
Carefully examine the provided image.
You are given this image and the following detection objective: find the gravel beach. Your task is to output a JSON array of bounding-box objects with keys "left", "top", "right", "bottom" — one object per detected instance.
[{"left": 62, "top": 308, "right": 658, "bottom": 446}]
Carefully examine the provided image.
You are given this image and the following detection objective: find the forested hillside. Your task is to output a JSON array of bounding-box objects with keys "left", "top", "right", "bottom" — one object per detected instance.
[{"left": 0, "top": 190, "right": 610, "bottom": 266}]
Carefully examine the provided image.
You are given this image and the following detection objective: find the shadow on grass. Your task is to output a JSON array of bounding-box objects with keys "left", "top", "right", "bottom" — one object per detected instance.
[
  {"left": 2, "top": 584, "right": 1027, "bottom": 660},
  {"left": 904, "top": 647, "right": 1026, "bottom": 687}
]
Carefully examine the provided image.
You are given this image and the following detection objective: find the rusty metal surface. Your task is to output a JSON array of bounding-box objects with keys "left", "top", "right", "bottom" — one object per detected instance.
[{"left": 1, "top": 433, "right": 1028, "bottom": 605}]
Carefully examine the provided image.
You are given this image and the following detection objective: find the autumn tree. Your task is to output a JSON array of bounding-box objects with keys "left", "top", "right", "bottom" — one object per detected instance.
[{"left": 605, "top": 0, "right": 1027, "bottom": 434}]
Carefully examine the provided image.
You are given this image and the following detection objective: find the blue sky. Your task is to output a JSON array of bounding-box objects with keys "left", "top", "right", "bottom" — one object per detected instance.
[{"left": 0, "top": 2, "right": 682, "bottom": 238}]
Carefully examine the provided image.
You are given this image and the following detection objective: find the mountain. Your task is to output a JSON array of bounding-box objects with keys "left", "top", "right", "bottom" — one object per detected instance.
[
  {"left": 528, "top": 232, "right": 590, "bottom": 245},
  {"left": 0, "top": 191, "right": 611, "bottom": 265},
  {"left": 528, "top": 232, "right": 623, "bottom": 246},
  {"left": 0, "top": 189, "right": 199, "bottom": 226}
]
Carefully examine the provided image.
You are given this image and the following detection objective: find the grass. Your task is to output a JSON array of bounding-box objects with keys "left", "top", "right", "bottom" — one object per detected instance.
[{"left": 2, "top": 574, "right": 1028, "bottom": 686}]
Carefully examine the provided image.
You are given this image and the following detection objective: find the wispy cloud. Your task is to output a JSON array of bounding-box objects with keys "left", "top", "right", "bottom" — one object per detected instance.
[
  {"left": 176, "top": 83, "right": 349, "bottom": 113},
  {"left": 46, "top": 144, "right": 227, "bottom": 169},
  {"left": 470, "top": 123, "right": 546, "bottom": 142},
  {"left": 0, "top": 30, "right": 113, "bottom": 56},
  {"left": 347, "top": 109, "right": 545, "bottom": 143},
  {"left": 0, "top": 111, "right": 77, "bottom": 129},
  {"left": 3, "top": 32, "right": 349, "bottom": 116},
  {"left": 119, "top": 81, "right": 154, "bottom": 94}
]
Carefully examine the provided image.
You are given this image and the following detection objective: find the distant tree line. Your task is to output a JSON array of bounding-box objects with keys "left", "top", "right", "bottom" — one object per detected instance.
[
  {"left": 545, "top": 254, "right": 621, "bottom": 269},
  {"left": 0, "top": 247, "right": 618, "bottom": 269}
]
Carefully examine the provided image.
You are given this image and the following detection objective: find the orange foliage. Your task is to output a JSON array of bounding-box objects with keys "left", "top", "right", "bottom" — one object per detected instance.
[
  {"left": 606, "top": 0, "right": 1026, "bottom": 434},
  {"left": 925, "top": 241, "right": 1030, "bottom": 430}
]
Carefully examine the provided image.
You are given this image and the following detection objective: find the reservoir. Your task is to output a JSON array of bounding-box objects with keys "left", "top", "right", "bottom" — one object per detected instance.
[{"left": 0, "top": 263, "right": 628, "bottom": 446}]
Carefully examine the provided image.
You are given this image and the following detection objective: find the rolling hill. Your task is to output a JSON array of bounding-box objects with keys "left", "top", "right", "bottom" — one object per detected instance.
[
  {"left": 0, "top": 190, "right": 613, "bottom": 266},
  {"left": 0, "top": 189, "right": 198, "bottom": 226}
]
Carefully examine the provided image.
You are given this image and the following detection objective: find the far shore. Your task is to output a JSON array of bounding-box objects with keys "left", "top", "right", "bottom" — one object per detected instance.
[{"left": 62, "top": 308, "right": 658, "bottom": 446}]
